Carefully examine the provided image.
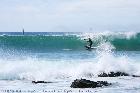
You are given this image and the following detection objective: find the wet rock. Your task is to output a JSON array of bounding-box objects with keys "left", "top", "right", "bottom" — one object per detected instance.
[
  {"left": 32, "top": 81, "right": 52, "bottom": 84},
  {"left": 98, "top": 72, "right": 129, "bottom": 77},
  {"left": 132, "top": 75, "right": 140, "bottom": 77},
  {"left": 70, "top": 79, "right": 111, "bottom": 88}
]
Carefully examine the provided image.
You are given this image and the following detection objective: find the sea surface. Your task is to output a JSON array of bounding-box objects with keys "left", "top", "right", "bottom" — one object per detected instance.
[{"left": 0, "top": 32, "right": 140, "bottom": 93}]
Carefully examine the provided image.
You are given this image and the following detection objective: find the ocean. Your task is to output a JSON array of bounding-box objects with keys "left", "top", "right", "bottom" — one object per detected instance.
[{"left": 0, "top": 32, "right": 140, "bottom": 93}]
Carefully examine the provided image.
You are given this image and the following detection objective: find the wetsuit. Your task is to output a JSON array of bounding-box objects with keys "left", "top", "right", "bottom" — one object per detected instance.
[{"left": 87, "top": 38, "right": 93, "bottom": 48}]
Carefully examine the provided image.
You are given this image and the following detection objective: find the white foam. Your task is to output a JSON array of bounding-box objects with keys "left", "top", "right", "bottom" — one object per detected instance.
[
  {"left": 81, "top": 31, "right": 138, "bottom": 40},
  {"left": 0, "top": 51, "right": 139, "bottom": 81}
]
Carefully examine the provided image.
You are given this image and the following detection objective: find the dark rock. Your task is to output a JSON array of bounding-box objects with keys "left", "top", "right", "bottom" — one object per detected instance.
[
  {"left": 132, "top": 75, "right": 140, "bottom": 77},
  {"left": 32, "top": 81, "right": 52, "bottom": 84},
  {"left": 98, "top": 72, "right": 129, "bottom": 77},
  {"left": 70, "top": 79, "right": 111, "bottom": 88},
  {"left": 96, "top": 81, "right": 110, "bottom": 87}
]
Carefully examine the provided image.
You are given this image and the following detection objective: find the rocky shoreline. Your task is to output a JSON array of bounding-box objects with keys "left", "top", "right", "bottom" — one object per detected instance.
[{"left": 32, "top": 71, "right": 140, "bottom": 88}]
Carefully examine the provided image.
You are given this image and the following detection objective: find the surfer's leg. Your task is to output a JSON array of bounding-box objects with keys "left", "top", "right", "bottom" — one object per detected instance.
[{"left": 89, "top": 44, "right": 92, "bottom": 48}]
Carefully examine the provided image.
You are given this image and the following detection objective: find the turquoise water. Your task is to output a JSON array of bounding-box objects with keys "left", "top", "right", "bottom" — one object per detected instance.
[{"left": 0, "top": 32, "right": 140, "bottom": 52}]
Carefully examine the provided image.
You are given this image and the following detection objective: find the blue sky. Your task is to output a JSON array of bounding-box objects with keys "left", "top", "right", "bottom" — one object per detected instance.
[{"left": 0, "top": 0, "right": 140, "bottom": 32}]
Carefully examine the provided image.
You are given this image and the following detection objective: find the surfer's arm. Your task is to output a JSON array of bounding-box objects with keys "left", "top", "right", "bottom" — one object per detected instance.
[{"left": 84, "top": 39, "right": 89, "bottom": 42}]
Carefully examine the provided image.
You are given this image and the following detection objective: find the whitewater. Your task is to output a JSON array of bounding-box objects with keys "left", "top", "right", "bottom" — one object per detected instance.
[{"left": 0, "top": 32, "right": 140, "bottom": 93}]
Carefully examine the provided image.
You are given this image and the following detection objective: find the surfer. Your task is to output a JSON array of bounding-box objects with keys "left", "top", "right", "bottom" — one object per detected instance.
[
  {"left": 84, "top": 38, "right": 93, "bottom": 49},
  {"left": 87, "top": 38, "right": 93, "bottom": 48}
]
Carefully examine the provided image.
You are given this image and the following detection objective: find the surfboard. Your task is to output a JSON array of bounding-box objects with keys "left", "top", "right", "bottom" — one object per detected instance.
[{"left": 85, "top": 45, "right": 96, "bottom": 50}]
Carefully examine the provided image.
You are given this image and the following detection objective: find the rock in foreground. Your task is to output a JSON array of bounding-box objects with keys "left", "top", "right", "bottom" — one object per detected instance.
[{"left": 71, "top": 79, "right": 111, "bottom": 88}]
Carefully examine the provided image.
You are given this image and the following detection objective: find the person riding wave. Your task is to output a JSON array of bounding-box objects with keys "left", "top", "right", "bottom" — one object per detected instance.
[{"left": 84, "top": 38, "right": 93, "bottom": 49}]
